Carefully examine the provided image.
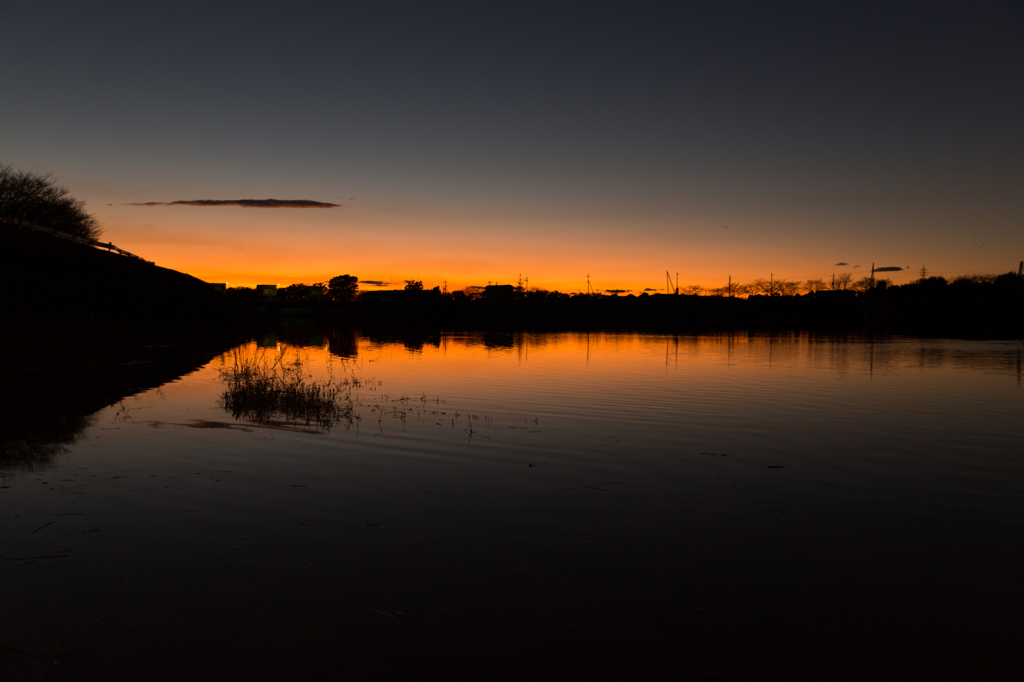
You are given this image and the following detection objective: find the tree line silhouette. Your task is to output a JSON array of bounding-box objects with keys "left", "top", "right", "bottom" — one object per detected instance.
[
  {"left": 238, "top": 270, "right": 1012, "bottom": 302},
  {"left": 3, "top": 164, "right": 1020, "bottom": 337},
  {"left": 225, "top": 267, "right": 1024, "bottom": 338}
]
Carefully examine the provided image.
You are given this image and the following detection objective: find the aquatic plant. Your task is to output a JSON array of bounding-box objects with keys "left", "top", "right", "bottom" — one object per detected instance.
[{"left": 218, "top": 346, "right": 358, "bottom": 432}]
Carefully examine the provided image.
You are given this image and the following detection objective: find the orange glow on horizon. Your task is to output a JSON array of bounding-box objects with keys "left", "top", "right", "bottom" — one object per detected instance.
[{"left": 96, "top": 203, "right": 993, "bottom": 295}]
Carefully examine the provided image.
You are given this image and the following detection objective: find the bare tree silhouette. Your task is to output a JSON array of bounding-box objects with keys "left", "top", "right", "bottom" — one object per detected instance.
[
  {"left": 0, "top": 164, "right": 101, "bottom": 241},
  {"left": 803, "top": 278, "right": 828, "bottom": 293},
  {"left": 750, "top": 276, "right": 798, "bottom": 296},
  {"left": 851, "top": 276, "right": 876, "bottom": 292},
  {"left": 777, "top": 279, "right": 800, "bottom": 296},
  {"left": 833, "top": 273, "right": 854, "bottom": 290},
  {"left": 716, "top": 278, "right": 747, "bottom": 297}
]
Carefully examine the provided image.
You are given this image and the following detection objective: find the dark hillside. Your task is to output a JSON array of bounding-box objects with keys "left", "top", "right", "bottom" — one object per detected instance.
[
  {"left": 1, "top": 224, "right": 230, "bottom": 327},
  {"left": 0, "top": 328, "right": 239, "bottom": 469},
  {"left": 0, "top": 226, "right": 245, "bottom": 466}
]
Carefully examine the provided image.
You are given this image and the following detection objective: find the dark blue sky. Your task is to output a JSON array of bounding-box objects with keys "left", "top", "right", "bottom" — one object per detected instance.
[{"left": 2, "top": 1, "right": 1022, "bottom": 288}]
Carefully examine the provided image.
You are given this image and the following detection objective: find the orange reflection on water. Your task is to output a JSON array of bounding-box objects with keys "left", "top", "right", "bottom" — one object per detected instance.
[{"left": 206, "top": 332, "right": 1023, "bottom": 424}]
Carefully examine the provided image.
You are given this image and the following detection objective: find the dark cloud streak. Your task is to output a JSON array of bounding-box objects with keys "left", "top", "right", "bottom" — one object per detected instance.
[
  {"left": 874, "top": 266, "right": 903, "bottom": 272},
  {"left": 127, "top": 199, "right": 341, "bottom": 208}
]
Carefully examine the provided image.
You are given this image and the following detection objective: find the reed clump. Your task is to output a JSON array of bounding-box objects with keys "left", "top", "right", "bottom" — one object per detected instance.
[{"left": 218, "top": 347, "right": 358, "bottom": 431}]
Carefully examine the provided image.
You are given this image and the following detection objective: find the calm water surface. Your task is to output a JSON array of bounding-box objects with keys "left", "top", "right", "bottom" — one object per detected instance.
[{"left": 3, "top": 331, "right": 1023, "bottom": 680}]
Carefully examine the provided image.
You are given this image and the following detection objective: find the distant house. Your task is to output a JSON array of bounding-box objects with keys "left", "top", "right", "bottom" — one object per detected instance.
[
  {"left": 361, "top": 287, "right": 443, "bottom": 305},
  {"left": 256, "top": 284, "right": 277, "bottom": 298},
  {"left": 360, "top": 289, "right": 407, "bottom": 304},
  {"left": 208, "top": 283, "right": 227, "bottom": 293},
  {"left": 483, "top": 284, "right": 516, "bottom": 301}
]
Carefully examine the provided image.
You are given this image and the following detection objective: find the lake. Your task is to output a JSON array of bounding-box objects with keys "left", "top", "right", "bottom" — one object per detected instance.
[{"left": 2, "top": 330, "right": 1022, "bottom": 680}]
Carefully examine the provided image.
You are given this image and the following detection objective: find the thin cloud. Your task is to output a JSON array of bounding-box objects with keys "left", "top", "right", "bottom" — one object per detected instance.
[
  {"left": 874, "top": 266, "right": 903, "bottom": 272},
  {"left": 605, "top": 289, "right": 631, "bottom": 294},
  {"left": 835, "top": 262, "right": 848, "bottom": 266},
  {"left": 854, "top": 264, "right": 862, "bottom": 268},
  {"left": 126, "top": 199, "right": 341, "bottom": 208},
  {"left": 359, "top": 280, "right": 389, "bottom": 287},
  {"left": 643, "top": 288, "right": 659, "bottom": 292}
]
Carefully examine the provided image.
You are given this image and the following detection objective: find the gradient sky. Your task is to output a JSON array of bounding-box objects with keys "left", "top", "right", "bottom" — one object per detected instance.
[{"left": 2, "top": 1, "right": 1022, "bottom": 292}]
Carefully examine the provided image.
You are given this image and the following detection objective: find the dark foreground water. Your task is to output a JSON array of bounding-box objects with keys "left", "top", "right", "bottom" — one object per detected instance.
[{"left": 2, "top": 331, "right": 1023, "bottom": 680}]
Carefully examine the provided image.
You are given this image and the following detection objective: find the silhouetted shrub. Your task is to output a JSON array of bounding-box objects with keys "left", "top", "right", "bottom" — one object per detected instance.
[{"left": 327, "top": 274, "right": 359, "bottom": 302}]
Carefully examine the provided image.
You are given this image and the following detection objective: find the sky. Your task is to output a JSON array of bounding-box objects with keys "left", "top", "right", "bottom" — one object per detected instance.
[{"left": 2, "top": 1, "right": 1022, "bottom": 292}]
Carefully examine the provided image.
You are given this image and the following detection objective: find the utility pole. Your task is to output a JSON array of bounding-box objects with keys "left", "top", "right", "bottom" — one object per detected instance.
[
  {"left": 920, "top": 265, "right": 927, "bottom": 280},
  {"left": 663, "top": 271, "right": 680, "bottom": 295},
  {"left": 728, "top": 275, "right": 732, "bottom": 298},
  {"left": 871, "top": 262, "right": 875, "bottom": 287}
]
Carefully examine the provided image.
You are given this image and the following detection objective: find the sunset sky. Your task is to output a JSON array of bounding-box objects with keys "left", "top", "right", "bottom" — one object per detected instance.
[{"left": 2, "top": 2, "right": 1022, "bottom": 292}]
